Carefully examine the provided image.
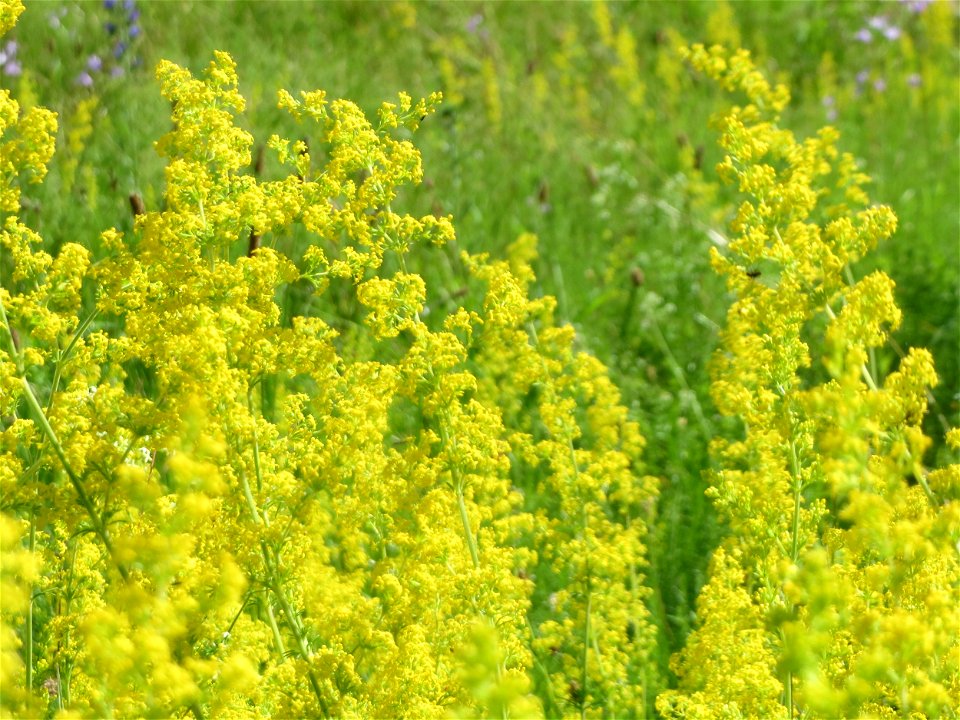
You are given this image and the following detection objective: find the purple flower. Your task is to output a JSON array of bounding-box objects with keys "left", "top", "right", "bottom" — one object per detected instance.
[
  {"left": 868, "top": 15, "right": 889, "bottom": 31},
  {"left": 465, "top": 13, "right": 483, "bottom": 34},
  {"left": 76, "top": 71, "right": 94, "bottom": 87},
  {"left": 883, "top": 25, "right": 902, "bottom": 41},
  {"left": 855, "top": 28, "right": 872, "bottom": 43},
  {"left": 103, "top": 0, "right": 117, "bottom": 8},
  {"left": 873, "top": 77, "right": 887, "bottom": 92},
  {"left": 47, "top": 8, "right": 66, "bottom": 28},
  {"left": 124, "top": 0, "right": 136, "bottom": 9},
  {"left": 105, "top": 21, "right": 117, "bottom": 34},
  {"left": 110, "top": 65, "right": 125, "bottom": 78},
  {"left": 1, "top": 41, "right": 21, "bottom": 76},
  {"left": 129, "top": 24, "right": 141, "bottom": 38},
  {"left": 87, "top": 54, "right": 103, "bottom": 72},
  {"left": 907, "top": 73, "right": 922, "bottom": 87},
  {"left": 901, "top": 0, "right": 932, "bottom": 12},
  {"left": 856, "top": 70, "right": 870, "bottom": 86},
  {"left": 113, "top": 41, "right": 128, "bottom": 58},
  {"left": 821, "top": 95, "right": 837, "bottom": 121},
  {"left": 128, "top": 7, "right": 140, "bottom": 22}
]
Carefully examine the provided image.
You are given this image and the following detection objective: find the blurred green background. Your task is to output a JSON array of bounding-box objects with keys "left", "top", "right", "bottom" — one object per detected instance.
[{"left": 3, "top": 0, "right": 958, "bottom": 680}]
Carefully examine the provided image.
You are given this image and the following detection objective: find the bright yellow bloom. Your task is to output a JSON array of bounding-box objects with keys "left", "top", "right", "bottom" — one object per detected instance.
[{"left": 659, "top": 45, "right": 959, "bottom": 720}]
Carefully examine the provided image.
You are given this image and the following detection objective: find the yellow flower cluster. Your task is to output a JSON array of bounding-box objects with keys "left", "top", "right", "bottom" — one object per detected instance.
[
  {"left": 657, "top": 45, "right": 959, "bottom": 719},
  {"left": 1, "top": 6, "right": 656, "bottom": 717},
  {"left": 4, "top": 4, "right": 956, "bottom": 715}
]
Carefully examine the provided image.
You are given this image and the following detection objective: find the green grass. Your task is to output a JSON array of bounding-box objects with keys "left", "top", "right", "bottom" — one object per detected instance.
[{"left": 5, "top": 0, "right": 958, "bottom": 689}]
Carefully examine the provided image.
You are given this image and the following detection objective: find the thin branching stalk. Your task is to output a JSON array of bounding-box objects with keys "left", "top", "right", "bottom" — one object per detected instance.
[
  {"left": 243, "top": 383, "right": 329, "bottom": 716},
  {"left": 26, "top": 513, "right": 35, "bottom": 700},
  {"left": 2, "top": 296, "right": 129, "bottom": 580}
]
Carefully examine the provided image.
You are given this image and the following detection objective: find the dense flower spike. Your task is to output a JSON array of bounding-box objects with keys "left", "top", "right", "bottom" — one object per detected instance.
[
  {"left": 657, "top": 45, "right": 959, "bottom": 719},
  {"left": 0, "top": 7, "right": 657, "bottom": 717}
]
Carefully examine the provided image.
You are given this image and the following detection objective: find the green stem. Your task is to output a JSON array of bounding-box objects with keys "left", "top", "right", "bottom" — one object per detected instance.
[
  {"left": 19, "top": 376, "right": 128, "bottom": 581},
  {"left": 528, "top": 322, "right": 596, "bottom": 715},
  {"left": 525, "top": 619, "right": 559, "bottom": 715},
  {"left": 784, "top": 425, "right": 802, "bottom": 718},
  {"left": 648, "top": 312, "right": 713, "bottom": 438},
  {"left": 47, "top": 309, "right": 99, "bottom": 412},
  {"left": 788, "top": 438, "right": 802, "bottom": 563},
  {"left": 435, "top": 393, "right": 508, "bottom": 717},
  {"left": 823, "top": 302, "right": 878, "bottom": 391},
  {"left": 243, "top": 382, "right": 328, "bottom": 716},
  {"left": 56, "top": 664, "right": 64, "bottom": 711},
  {"left": 265, "top": 601, "right": 287, "bottom": 657},
  {"left": 618, "top": 281, "right": 639, "bottom": 342},
  {"left": 62, "top": 541, "right": 80, "bottom": 709},
  {"left": 0, "top": 294, "right": 24, "bottom": 375},
  {"left": 437, "top": 414, "right": 480, "bottom": 569},
  {"left": 266, "top": 564, "right": 329, "bottom": 716},
  {"left": 456, "top": 486, "right": 480, "bottom": 570},
  {"left": 785, "top": 672, "right": 793, "bottom": 718},
  {"left": 2, "top": 295, "right": 128, "bottom": 580},
  {"left": 26, "top": 514, "right": 35, "bottom": 700},
  {"left": 247, "top": 388, "right": 264, "bottom": 494},
  {"left": 580, "top": 572, "right": 592, "bottom": 720},
  {"left": 239, "top": 468, "right": 262, "bottom": 525},
  {"left": 261, "top": 545, "right": 328, "bottom": 715}
]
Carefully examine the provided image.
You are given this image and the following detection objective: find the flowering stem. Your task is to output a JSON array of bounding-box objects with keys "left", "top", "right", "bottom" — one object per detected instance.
[
  {"left": 26, "top": 513, "right": 35, "bottom": 700},
  {"left": 244, "top": 386, "right": 329, "bottom": 716},
  {"left": 239, "top": 469, "right": 262, "bottom": 525},
  {"left": 788, "top": 437, "right": 802, "bottom": 562},
  {"left": 823, "top": 302, "right": 878, "bottom": 391},
  {"left": 0, "top": 295, "right": 24, "bottom": 375},
  {"left": 47, "top": 309, "right": 99, "bottom": 412},
  {"left": 581, "top": 571, "right": 592, "bottom": 720},
  {"left": 785, "top": 672, "right": 793, "bottom": 719},
  {"left": 261, "top": 546, "right": 329, "bottom": 714},
  {"left": 265, "top": 601, "right": 287, "bottom": 657},
  {"left": 248, "top": 388, "right": 265, "bottom": 494},
  {"left": 56, "top": 664, "right": 64, "bottom": 711},
  {"left": 456, "top": 485, "right": 480, "bottom": 570},
  {"left": 266, "top": 561, "right": 329, "bottom": 715},
  {"left": 19, "top": 376, "right": 128, "bottom": 581},
  {"left": 2, "top": 296, "right": 128, "bottom": 581},
  {"left": 528, "top": 322, "right": 597, "bottom": 714},
  {"left": 436, "top": 399, "right": 511, "bottom": 718},
  {"left": 438, "top": 413, "right": 480, "bottom": 569},
  {"left": 785, "top": 427, "right": 802, "bottom": 719}
]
